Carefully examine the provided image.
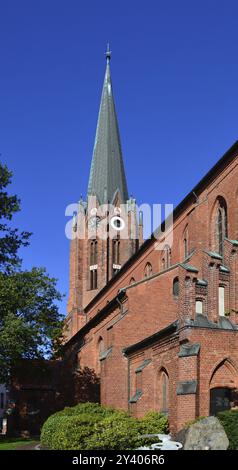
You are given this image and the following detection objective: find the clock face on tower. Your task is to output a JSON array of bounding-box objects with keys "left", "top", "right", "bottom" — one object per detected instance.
[{"left": 110, "top": 215, "right": 125, "bottom": 231}]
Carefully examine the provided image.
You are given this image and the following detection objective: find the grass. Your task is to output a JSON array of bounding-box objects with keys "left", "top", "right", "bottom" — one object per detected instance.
[{"left": 0, "top": 437, "right": 38, "bottom": 450}]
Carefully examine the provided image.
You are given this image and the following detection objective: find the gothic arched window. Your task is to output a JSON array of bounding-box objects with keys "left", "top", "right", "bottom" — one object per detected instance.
[
  {"left": 217, "top": 201, "right": 227, "bottom": 256},
  {"left": 183, "top": 226, "right": 189, "bottom": 260},
  {"left": 129, "top": 277, "right": 136, "bottom": 285},
  {"left": 98, "top": 336, "right": 104, "bottom": 357},
  {"left": 144, "top": 262, "right": 153, "bottom": 278},
  {"left": 97, "top": 336, "right": 104, "bottom": 374},
  {"left": 161, "top": 245, "right": 171, "bottom": 270},
  {"left": 173, "top": 277, "right": 179, "bottom": 297},
  {"left": 159, "top": 369, "right": 169, "bottom": 414}
]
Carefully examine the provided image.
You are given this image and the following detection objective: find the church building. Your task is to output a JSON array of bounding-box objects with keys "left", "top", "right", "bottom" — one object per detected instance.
[{"left": 64, "top": 50, "right": 238, "bottom": 433}]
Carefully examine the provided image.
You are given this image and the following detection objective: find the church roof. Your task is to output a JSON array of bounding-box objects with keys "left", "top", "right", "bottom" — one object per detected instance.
[{"left": 87, "top": 48, "right": 129, "bottom": 204}]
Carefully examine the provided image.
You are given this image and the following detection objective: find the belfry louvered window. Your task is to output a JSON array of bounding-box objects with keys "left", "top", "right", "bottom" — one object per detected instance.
[
  {"left": 90, "top": 240, "right": 98, "bottom": 265},
  {"left": 89, "top": 240, "right": 98, "bottom": 289},
  {"left": 112, "top": 239, "right": 120, "bottom": 265},
  {"left": 90, "top": 269, "right": 97, "bottom": 290},
  {"left": 112, "top": 238, "right": 120, "bottom": 275}
]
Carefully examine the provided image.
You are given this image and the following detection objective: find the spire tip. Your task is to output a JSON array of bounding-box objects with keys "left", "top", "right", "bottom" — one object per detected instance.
[{"left": 105, "top": 43, "right": 111, "bottom": 63}]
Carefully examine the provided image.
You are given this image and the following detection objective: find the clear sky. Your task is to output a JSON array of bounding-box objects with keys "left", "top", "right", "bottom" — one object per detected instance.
[{"left": 0, "top": 0, "right": 238, "bottom": 314}]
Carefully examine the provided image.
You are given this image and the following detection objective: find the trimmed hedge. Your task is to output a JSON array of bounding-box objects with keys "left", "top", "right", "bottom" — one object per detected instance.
[
  {"left": 53, "top": 402, "right": 116, "bottom": 418},
  {"left": 41, "top": 414, "right": 66, "bottom": 449},
  {"left": 218, "top": 410, "right": 238, "bottom": 450},
  {"left": 139, "top": 411, "right": 168, "bottom": 435},
  {"left": 84, "top": 414, "right": 142, "bottom": 450},
  {"left": 51, "top": 414, "right": 102, "bottom": 450},
  {"left": 40, "top": 402, "right": 117, "bottom": 448},
  {"left": 40, "top": 402, "right": 168, "bottom": 450}
]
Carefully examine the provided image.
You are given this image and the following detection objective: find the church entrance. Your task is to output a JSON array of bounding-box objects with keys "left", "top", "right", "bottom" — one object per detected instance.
[{"left": 210, "top": 387, "right": 232, "bottom": 415}]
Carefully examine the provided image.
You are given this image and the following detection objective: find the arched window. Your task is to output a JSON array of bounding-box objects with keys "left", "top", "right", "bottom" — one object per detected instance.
[
  {"left": 98, "top": 337, "right": 104, "bottom": 357},
  {"left": 161, "top": 245, "right": 171, "bottom": 270},
  {"left": 97, "top": 336, "right": 104, "bottom": 374},
  {"left": 160, "top": 369, "right": 169, "bottom": 414},
  {"left": 129, "top": 277, "right": 136, "bottom": 285},
  {"left": 173, "top": 277, "right": 179, "bottom": 297},
  {"left": 196, "top": 299, "right": 203, "bottom": 315},
  {"left": 215, "top": 198, "right": 228, "bottom": 256},
  {"left": 144, "top": 262, "right": 153, "bottom": 278},
  {"left": 184, "top": 227, "right": 189, "bottom": 259}
]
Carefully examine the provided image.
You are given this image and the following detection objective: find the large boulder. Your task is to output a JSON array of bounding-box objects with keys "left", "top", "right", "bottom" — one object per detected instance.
[{"left": 176, "top": 416, "right": 229, "bottom": 450}]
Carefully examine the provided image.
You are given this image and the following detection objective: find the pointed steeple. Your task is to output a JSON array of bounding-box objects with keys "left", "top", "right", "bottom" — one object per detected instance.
[{"left": 87, "top": 46, "right": 129, "bottom": 205}]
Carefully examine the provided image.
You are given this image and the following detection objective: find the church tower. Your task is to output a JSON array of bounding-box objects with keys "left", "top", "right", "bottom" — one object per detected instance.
[{"left": 66, "top": 47, "right": 143, "bottom": 339}]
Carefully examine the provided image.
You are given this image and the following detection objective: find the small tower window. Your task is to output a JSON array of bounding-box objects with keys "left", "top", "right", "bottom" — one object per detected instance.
[
  {"left": 90, "top": 240, "right": 98, "bottom": 265},
  {"left": 90, "top": 268, "right": 98, "bottom": 290}
]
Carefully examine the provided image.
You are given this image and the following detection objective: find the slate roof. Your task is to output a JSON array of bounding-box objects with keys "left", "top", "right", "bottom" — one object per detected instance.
[{"left": 87, "top": 54, "right": 129, "bottom": 204}]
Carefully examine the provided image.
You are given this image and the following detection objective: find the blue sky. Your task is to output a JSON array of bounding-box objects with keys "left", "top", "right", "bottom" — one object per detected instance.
[{"left": 0, "top": 0, "right": 238, "bottom": 314}]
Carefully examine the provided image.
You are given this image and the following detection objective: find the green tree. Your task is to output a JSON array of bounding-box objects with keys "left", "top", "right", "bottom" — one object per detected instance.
[
  {"left": 0, "top": 162, "right": 64, "bottom": 383},
  {"left": 0, "top": 163, "right": 30, "bottom": 272}
]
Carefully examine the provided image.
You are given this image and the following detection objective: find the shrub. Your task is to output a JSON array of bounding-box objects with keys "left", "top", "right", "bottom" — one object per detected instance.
[
  {"left": 40, "top": 403, "right": 169, "bottom": 450},
  {"left": 218, "top": 410, "right": 238, "bottom": 450},
  {"left": 84, "top": 414, "right": 142, "bottom": 450},
  {"left": 40, "top": 403, "right": 128, "bottom": 449},
  {"left": 51, "top": 414, "right": 102, "bottom": 450},
  {"left": 41, "top": 414, "right": 66, "bottom": 449},
  {"left": 51, "top": 402, "right": 115, "bottom": 417},
  {"left": 85, "top": 411, "right": 168, "bottom": 450},
  {"left": 139, "top": 411, "right": 168, "bottom": 435}
]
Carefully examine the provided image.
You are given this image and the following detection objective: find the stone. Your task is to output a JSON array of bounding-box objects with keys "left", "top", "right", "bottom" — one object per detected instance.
[{"left": 176, "top": 417, "right": 229, "bottom": 450}]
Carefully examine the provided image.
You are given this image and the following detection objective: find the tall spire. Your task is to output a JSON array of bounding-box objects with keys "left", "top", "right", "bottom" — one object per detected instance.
[{"left": 87, "top": 47, "right": 129, "bottom": 205}]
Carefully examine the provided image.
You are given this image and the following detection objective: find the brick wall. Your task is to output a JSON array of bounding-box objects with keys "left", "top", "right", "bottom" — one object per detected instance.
[{"left": 63, "top": 144, "right": 238, "bottom": 433}]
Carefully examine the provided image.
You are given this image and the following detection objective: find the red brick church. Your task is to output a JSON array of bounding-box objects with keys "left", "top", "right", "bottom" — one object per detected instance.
[{"left": 62, "top": 49, "right": 238, "bottom": 433}]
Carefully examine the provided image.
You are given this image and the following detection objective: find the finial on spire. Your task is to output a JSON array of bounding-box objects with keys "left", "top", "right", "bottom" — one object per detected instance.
[{"left": 105, "top": 43, "right": 111, "bottom": 63}]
